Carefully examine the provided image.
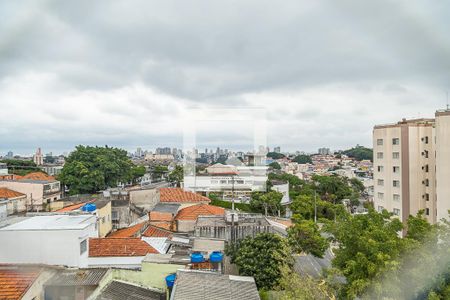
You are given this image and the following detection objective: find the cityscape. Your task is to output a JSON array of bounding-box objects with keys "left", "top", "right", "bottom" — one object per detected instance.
[{"left": 1, "top": 1, "right": 450, "bottom": 300}]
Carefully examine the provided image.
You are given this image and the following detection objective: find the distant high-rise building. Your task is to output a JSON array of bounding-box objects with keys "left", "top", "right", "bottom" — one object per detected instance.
[
  {"left": 274, "top": 146, "right": 281, "bottom": 153},
  {"left": 5, "top": 151, "right": 13, "bottom": 159},
  {"left": 318, "top": 148, "right": 330, "bottom": 155},
  {"left": 156, "top": 147, "right": 171, "bottom": 155},
  {"left": 33, "top": 148, "right": 44, "bottom": 166},
  {"left": 135, "top": 147, "right": 143, "bottom": 157}
]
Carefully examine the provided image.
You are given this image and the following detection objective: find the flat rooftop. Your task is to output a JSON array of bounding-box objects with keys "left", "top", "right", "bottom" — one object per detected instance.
[{"left": 0, "top": 215, "right": 95, "bottom": 231}]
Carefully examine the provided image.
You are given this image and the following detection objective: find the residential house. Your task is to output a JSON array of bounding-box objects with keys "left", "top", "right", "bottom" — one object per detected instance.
[
  {"left": 175, "top": 204, "right": 225, "bottom": 233},
  {"left": 0, "top": 215, "right": 97, "bottom": 267},
  {"left": 0, "top": 265, "right": 55, "bottom": 300},
  {"left": 0, "top": 187, "right": 27, "bottom": 215},
  {"left": 0, "top": 172, "right": 61, "bottom": 211},
  {"left": 159, "top": 188, "right": 210, "bottom": 209}
]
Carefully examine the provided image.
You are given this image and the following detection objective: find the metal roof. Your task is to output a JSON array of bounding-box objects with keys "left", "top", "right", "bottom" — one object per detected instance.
[
  {"left": 171, "top": 270, "right": 260, "bottom": 300},
  {"left": 45, "top": 269, "right": 109, "bottom": 286},
  {"left": 96, "top": 280, "right": 164, "bottom": 300},
  {"left": 152, "top": 203, "right": 180, "bottom": 214},
  {"left": 0, "top": 215, "right": 95, "bottom": 231}
]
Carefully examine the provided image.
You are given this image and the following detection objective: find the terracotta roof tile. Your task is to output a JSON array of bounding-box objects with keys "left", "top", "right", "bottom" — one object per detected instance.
[
  {"left": 55, "top": 200, "right": 95, "bottom": 212},
  {"left": 159, "top": 188, "right": 210, "bottom": 203},
  {"left": 142, "top": 225, "right": 173, "bottom": 238},
  {"left": 0, "top": 266, "right": 41, "bottom": 300},
  {"left": 89, "top": 238, "right": 158, "bottom": 257},
  {"left": 0, "top": 188, "right": 26, "bottom": 199},
  {"left": 175, "top": 204, "right": 225, "bottom": 221},
  {"left": 19, "top": 172, "right": 55, "bottom": 181},
  {"left": 108, "top": 222, "right": 147, "bottom": 238}
]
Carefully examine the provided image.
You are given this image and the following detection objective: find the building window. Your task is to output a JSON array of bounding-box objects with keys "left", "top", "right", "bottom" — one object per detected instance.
[
  {"left": 393, "top": 180, "right": 400, "bottom": 187},
  {"left": 393, "top": 208, "right": 400, "bottom": 216},
  {"left": 424, "top": 136, "right": 429, "bottom": 144},
  {"left": 422, "top": 150, "right": 429, "bottom": 158},
  {"left": 425, "top": 193, "right": 430, "bottom": 201},
  {"left": 424, "top": 165, "right": 429, "bottom": 172},
  {"left": 80, "top": 239, "right": 87, "bottom": 255},
  {"left": 426, "top": 208, "right": 430, "bottom": 215},
  {"left": 393, "top": 194, "right": 400, "bottom": 201},
  {"left": 377, "top": 192, "right": 384, "bottom": 199},
  {"left": 377, "top": 139, "right": 384, "bottom": 146},
  {"left": 377, "top": 166, "right": 384, "bottom": 172},
  {"left": 112, "top": 211, "right": 118, "bottom": 220},
  {"left": 424, "top": 179, "right": 430, "bottom": 187},
  {"left": 392, "top": 138, "right": 400, "bottom": 145},
  {"left": 393, "top": 166, "right": 400, "bottom": 173},
  {"left": 101, "top": 217, "right": 105, "bottom": 224},
  {"left": 220, "top": 180, "right": 227, "bottom": 184},
  {"left": 377, "top": 179, "right": 384, "bottom": 186},
  {"left": 377, "top": 152, "right": 384, "bottom": 159},
  {"left": 392, "top": 152, "right": 400, "bottom": 159},
  {"left": 377, "top": 206, "right": 384, "bottom": 212}
]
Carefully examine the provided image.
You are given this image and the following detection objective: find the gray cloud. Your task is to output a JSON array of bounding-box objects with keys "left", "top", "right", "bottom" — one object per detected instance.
[{"left": 0, "top": 0, "right": 449, "bottom": 154}]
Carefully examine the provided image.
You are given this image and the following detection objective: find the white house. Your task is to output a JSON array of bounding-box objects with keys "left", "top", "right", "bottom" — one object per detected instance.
[{"left": 0, "top": 214, "right": 97, "bottom": 267}]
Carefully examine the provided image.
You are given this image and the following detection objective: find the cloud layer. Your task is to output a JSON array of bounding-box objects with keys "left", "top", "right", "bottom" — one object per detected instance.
[{"left": 1, "top": 0, "right": 449, "bottom": 155}]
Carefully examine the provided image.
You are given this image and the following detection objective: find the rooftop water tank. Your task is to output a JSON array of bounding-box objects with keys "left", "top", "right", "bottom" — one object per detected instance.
[
  {"left": 209, "top": 251, "right": 223, "bottom": 263},
  {"left": 81, "top": 203, "right": 96, "bottom": 212},
  {"left": 165, "top": 273, "right": 176, "bottom": 288},
  {"left": 190, "top": 252, "right": 205, "bottom": 263}
]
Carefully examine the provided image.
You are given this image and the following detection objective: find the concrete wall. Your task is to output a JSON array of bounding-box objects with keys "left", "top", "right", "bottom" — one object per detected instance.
[
  {"left": 97, "top": 202, "right": 112, "bottom": 237},
  {"left": 176, "top": 220, "right": 196, "bottom": 233},
  {"left": 129, "top": 189, "right": 159, "bottom": 211},
  {"left": 6, "top": 195, "right": 27, "bottom": 215},
  {"left": 0, "top": 224, "right": 95, "bottom": 267},
  {"left": 88, "top": 256, "right": 146, "bottom": 269}
]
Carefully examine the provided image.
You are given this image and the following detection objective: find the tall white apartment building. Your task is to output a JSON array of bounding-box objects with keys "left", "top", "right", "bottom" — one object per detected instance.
[
  {"left": 373, "top": 109, "right": 450, "bottom": 224},
  {"left": 373, "top": 118, "right": 436, "bottom": 224},
  {"left": 435, "top": 109, "right": 450, "bottom": 221}
]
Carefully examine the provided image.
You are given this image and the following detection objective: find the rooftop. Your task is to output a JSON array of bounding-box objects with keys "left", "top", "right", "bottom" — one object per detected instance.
[
  {"left": 0, "top": 188, "right": 26, "bottom": 199},
  {"left": 108, "top": 222, "right": 147, "bottom": 238},
  {"left": 89, "top": 238, "right": 158, "bottom": 257},
  {"left": 96, "top": 280, "right": 164, "bottom": 300},
  {"left": 175, "top": 204, "right": 225, "bottom": 221},
  {"left": 0, "top": 265, "right": 41, "bottom": 300},
  {"left": 171, "top": 270, "right": 260, "bottom": 300},
  {"left": 151, "top": 202, "right": 180, "bottom": 214},
  {"left": 19, "top": 172, "right": 56, "bottom": 182},
  {"left": 0, "top": 215, "right": 95, "bottom": 231},
  {"left": 45, "top": 268, "right": 109, "bottom": 286},
  {"left": 159, "top": 188, "right": 210, "bottom": 203},
  {"left": 142, "top": 225, "right": 173, "bottom": 238}
]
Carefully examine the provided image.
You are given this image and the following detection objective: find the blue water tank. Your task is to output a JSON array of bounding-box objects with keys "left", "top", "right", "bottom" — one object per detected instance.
[
  {"left": 191, "top": 252, "right": 205, "bottom": 263},
  {"left": 209, "top": 251, "right": 223, "bottom": 263},
  {"left": 81, "top": 203, "right": 96, "bottom": 212},
  {"left": 165, "top": 273, "right": 176, "bottom": 288}
]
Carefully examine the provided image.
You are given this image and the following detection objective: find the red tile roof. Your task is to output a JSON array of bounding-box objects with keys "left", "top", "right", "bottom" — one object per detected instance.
[
  {"left": 159, "top": 188, "right": 210, "bottom": 203},
  {"left": 0, "top": 266, "right": 41, "bottom": 299},
  {"left": 175, "top": 204, "right": 225, "bottom": 221},
  {"left": 149, "top": 222, "right": 173, "bottom": 231},
  {"left": 142, "top": 225, "right": 173, "bottom": 238},
  {"left": 55, "top": 200, "right": 95, "bottom": 212},
  {"left": 0, "top": 188, "right": 26, "bottom": 199},
  {"left": 108, "top": 222, "right": 147, "bottom": 238},
  {"left": 89, "top": 238, "right": 158, "bottom": 257},
  {"left": 19, "top": 172, "right": 55, "bottom": 181}
]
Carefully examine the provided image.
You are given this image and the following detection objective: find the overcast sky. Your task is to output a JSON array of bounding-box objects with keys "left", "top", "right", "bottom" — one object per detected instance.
[{"left": 1, "top": 0, "right": 449, "bottom": 155}]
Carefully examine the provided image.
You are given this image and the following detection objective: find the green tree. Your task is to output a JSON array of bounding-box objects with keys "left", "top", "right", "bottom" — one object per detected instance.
[
  {"left": 287, "top": 219, "right": 328, "bottom": 258},
  {"left": 168, "top": 165, "right": 183, "bottom": 187},
  {"left": 342, "top": 145, "right": 373, "bottom": 161},
  {"left": 0, "top": 159, "right": 39, "bottom": 176},
  {"left": 250, "top": 191, "right": 283, "bottom": 216},
  {"left": 59, "top": 145, "right": 140, "bottom": 194},
  {"left": 328, "top": 209, "right": 406, "bottom": 298},
  {"left": 269, "top": 161, "right": 281, "bottom": 170},
  {"left": 267, "top": 152, "right": 285, "bottom": 159},
  {"left": 233, "top": 233, "right": 294, "bottom": 290},
  {"left": 292, "top": 154, "right": 312, "bottom": 164}
]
